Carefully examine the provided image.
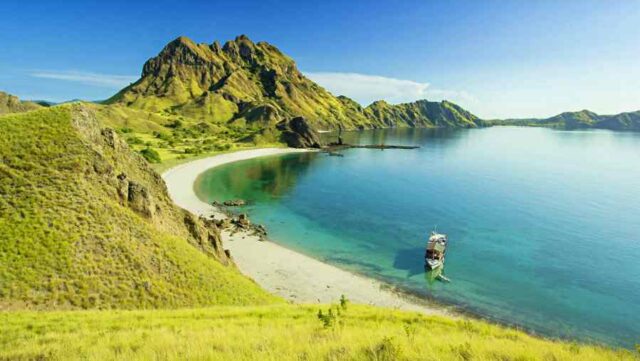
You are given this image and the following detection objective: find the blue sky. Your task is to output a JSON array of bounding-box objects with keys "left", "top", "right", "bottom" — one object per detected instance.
[{"left": 0, "top": 0, "right": 638, "bottom": 119}]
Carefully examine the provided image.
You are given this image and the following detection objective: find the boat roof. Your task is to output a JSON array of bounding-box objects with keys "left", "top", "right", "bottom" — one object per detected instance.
[{"left": 427, "top": 242, "right": 446, "bottom": 252}]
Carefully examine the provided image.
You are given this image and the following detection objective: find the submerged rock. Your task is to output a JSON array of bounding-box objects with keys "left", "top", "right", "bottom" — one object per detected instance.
[{"left": 223, "top": 199, "right": 246, "bottom": 207}]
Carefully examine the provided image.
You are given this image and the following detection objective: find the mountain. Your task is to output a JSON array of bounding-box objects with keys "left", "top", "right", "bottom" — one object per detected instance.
[
  {"left": 0, "top": 105, "right": 278, "bottom": 309},
  {"left": 108, "top": 35, "right": 480, "bottom": 134},
  {"left": 0, "top": 91, "right": 43, "bottom": 115},
  {"left": 364, "top": 99, "right": 480, "bottom": 128},
  {"left": 490, "top": 109, "right": 640, "bottom": 131}
]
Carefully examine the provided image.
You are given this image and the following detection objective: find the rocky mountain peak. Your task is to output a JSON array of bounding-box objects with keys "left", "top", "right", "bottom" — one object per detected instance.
[
  {"left": 222, "top": 34, "right": 257, "bottom": 62},
  {"left": 109, "top": 36, "right": 480, "bottom": 131}
]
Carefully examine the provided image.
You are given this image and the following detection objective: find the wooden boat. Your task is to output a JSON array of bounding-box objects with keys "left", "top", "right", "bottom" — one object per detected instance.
[{"left": 425, "top": 231, "right": 447, "bottom": 270}]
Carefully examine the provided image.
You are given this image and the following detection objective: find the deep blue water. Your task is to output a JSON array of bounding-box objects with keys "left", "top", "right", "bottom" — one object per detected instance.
[{"left": 195, "top": 127, "right": 640, "bottom": 347}]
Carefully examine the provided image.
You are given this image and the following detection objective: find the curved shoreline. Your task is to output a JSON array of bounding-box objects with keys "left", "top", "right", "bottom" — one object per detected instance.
[{"left": 162, "top": 148, "right": 447, "bottom": 315}]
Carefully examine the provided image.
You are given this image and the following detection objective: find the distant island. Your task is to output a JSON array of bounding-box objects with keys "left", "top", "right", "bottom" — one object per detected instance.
[{"left": 485, "top": 109, "right": 640, "bottom": 131}]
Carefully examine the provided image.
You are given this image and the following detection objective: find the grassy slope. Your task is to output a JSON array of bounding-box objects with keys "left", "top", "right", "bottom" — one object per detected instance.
[
  {"left": 1, "top": 304, "right": 635, "bottom": 361},
  {"left": 0, "top": 106, "right": 279, "bottom": 309}
]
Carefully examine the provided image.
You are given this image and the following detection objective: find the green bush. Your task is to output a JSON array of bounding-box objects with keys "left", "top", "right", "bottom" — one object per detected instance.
[
  {"left": 139, "top": 147, "right": 161, "bottom": 163},
  {"left": 125, "top": 136, "right": 144, "bottom": 145}
]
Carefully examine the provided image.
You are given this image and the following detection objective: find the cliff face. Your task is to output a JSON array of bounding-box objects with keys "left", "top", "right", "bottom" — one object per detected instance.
[
  {"left": 0, "top": 105, "right": 278, "bottom": 309},
  {"left": 0, "top": 91, "right": 43, "bottom": 115},
  {"left": 108, "top": 35, "right": 481, "bottom": 133}
]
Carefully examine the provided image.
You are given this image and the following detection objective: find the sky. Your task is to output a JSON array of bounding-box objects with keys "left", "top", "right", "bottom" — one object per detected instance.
[{"left": 0, "top": 0, "right": 638, "bottom": 119}]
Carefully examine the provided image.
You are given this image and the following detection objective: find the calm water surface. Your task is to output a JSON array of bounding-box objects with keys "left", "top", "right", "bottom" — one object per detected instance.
[{"left": 195, "top": 127, "right": 640, "bottom": 347}]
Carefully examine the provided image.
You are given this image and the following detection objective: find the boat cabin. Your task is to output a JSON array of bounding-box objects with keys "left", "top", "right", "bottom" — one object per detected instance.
[{"left": 425, "top": 241, "right": 445, "bottom": 260}]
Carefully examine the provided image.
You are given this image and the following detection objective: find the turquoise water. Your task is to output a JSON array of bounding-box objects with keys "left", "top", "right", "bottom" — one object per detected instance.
[{"left": 195, "top": 127, "right": 640, "bottom": 347}]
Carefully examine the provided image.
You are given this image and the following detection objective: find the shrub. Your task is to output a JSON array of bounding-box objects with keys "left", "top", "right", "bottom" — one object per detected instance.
[
  {"left": 366, "top": 337, "right": 404, "bottom": 361},
  {"left": 126, "top": 136, "right": 144, "bottom": 145},
  {"left": 139, "top": 147, "right": 161, "bottom": 163},
  {"left": 340, "top": 294, "right": 348, "bottom": 310},
  {"left": 165, "top": 119, "right": 182, "bottom": 129},
  {"left": 214, "top": 143, "right": 232, "bottom": 151}
]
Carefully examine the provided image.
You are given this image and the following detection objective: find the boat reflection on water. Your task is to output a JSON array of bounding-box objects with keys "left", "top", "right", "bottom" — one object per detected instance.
[{"left": 424, "top": 266, "right": 450, "bottom": 285}]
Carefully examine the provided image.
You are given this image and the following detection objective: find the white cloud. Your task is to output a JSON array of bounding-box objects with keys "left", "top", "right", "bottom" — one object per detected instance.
[
  {"left": 30, "top": 70, "right": 138, "bottom": 88},
  {"left": 305, "top": 72, "right": 477, "bottom": 107}
]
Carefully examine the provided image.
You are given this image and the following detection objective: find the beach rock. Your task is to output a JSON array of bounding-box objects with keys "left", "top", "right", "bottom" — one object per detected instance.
[
  {"left": 277, "top": 116, "right": 323, "bottom": 148},
  {"left": 236, "top": 213, "right": 251, "bottom": 227},
  {"left": 223, "top": 199, "right": 246, "bottom": 207},
  {"left": 254, "top": 224, "right": 268, "bottom": 240},
  {"left": 215, "top": 218, "right": 232, "bottom": 229},
  {"left": 255, "top": 224, "right": 267, "bottom": 235}
]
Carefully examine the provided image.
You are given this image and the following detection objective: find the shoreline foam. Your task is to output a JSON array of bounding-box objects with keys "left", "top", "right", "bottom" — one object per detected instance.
[{"left": 162, "top": 148, "right": 447, "bottom": 315}]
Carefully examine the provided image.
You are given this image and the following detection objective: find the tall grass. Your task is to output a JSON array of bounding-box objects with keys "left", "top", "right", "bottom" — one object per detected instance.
[{"left": 0, "top": 304, "right": 635, "bottom": 360}]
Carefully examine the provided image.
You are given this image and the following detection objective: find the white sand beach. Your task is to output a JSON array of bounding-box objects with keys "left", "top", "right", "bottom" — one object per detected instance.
[{"left": 162, "top": 148, "right": 446, "bottom": 315}]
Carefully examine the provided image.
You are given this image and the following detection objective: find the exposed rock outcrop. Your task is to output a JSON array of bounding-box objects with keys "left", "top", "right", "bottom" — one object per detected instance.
[
  {"left": 71, "top": 105, "right": 233, "bottom": 264},
  {"left": 277, "top": 117, "right": 323, "bottom": 148},
  {"left": 0, "top": 91, "right": 43, "bottom": 115}
]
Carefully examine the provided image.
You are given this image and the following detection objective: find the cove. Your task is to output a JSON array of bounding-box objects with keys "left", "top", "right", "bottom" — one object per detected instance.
[{"left": 195, "top": 126, "right": 640, "bottom": 347}]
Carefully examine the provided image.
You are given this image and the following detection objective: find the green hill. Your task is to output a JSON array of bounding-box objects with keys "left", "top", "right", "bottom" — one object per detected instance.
[
  {"left": 0, "top": 91, "right": 43, "bottom": 115},
  {"left": 364, "top": 99, "right": 480, "bottom": 128},
  {"left": 488, "top": 109, "right": 640, "bottom": 131},
  {"left": 0, "top": 105, "right": 279, "bottom": 309},
  {"left": 108, "top": 35, "right": 480, "bottom": 133}
]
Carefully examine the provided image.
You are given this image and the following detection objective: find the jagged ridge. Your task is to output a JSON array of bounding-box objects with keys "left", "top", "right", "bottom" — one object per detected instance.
[{"left": 108, "top": 35, "right": 481, "bottom": 132}]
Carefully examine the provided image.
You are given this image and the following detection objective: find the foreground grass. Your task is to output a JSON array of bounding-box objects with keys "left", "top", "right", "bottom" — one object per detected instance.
[{"left": 0, "top": 304, "right": 635, "bottom": 361}]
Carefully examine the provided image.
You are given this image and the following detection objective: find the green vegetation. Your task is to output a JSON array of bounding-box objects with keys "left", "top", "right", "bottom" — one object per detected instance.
[
  {"left": 0, "top": 91, "right": 43, "bottom": 115},
  {"left": 88, "top": 102, "right": 281, "bottom": 165},
  {"left": 139, "top": 147, "right": 161, "bottom": 163},
  {"left": 0, "top": 106, "right": 278, "bottom": 309},
  {"left": 0, "top": 304, "right": 634, "bottom": 360}
]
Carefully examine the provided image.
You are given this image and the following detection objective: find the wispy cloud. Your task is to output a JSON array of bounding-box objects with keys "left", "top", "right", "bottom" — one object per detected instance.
[
  {"left": 305, "top": 72, "right": 477, "bottom": 106},
  {"left": 30, "top": 70, "right": 138, "bottom": 88}
]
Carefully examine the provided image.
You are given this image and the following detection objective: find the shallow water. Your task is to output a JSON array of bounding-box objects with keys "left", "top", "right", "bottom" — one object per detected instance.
[{"left": 195, "top": 127, "right": 640, "bottom": 347}]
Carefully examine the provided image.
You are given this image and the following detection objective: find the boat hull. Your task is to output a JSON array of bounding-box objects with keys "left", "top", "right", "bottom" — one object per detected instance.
[{"left": 425, "top": 258, "right": 443, "bottom": 270}]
